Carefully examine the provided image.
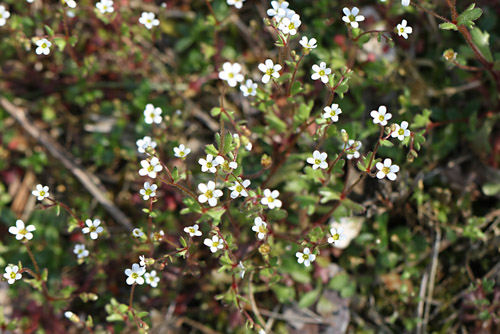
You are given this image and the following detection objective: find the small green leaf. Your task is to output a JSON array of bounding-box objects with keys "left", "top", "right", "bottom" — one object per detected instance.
[
  {"left": 457, "top": 4, "right": 483, "bottom": 27},
  {"left": 439, "top": 22, "right": 458, "bottom": 30},
  {"left": 470, "top": 28, "right": 494, "bottom": 62},
  {"left": 298, "top": 288, "right": 321, "bottom": 308},
  {"left": 205, "top": 144, "right": 218, "bottom": 156},
  {"left": 44, "top": 25, "right": 54, "bottom": 37}
]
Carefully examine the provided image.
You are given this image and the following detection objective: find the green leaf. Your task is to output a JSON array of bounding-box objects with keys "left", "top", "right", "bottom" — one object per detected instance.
[
  {"left": 205, "top": 144, "right": 218, "bottom": 156},
  {"left": 439, "top": 22, "right": 458, "bottom": 31},
  {"left": 470, "top": 28, "right": 494, "bottom": 62},
  {"left": 379, "top": 139, "right": 394, "bottom": 147},
  {"left": 267, "top": 209, "right": 288, "bottom": 221},
  {"left": 457, "top": 4, "right": 483, "bottom": 27},
  {"left": 271, "top": 284, "right": 296, "bottom": 303},
  {"left": 211, "top": 107, "right": 221, "bottom": 116},
  {"left": 53, "top": 37, "right": 66, "bottom": 52},
  {"left": 265, "top": 113, "right": 287, "bottom": 133},
  {"left": 298, "top": 288, "right": 321, "bottom": 308},
  {"left": 223, "top": 133, "right": 233, "bottom": 155},
  {"left": 44, "top": 25, "right": 54, "bottom": 37},
  {"left": 291, "top": 81, "right": 304, "bottom": 96}
]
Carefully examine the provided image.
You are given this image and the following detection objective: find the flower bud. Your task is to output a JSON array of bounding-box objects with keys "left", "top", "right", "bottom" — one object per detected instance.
[
  {"left": 443, "top": 49, "right": 457, "bottom": 62},
  {"left": 241, "top": 125, "right": 252, "bottom": 137},
  {"left": 258, "top": 244, "right": 271, "bottom": 255},
  {"left": 261, "top": 154, "right": 272, "bottom": 169},
  {"left": 145, "top": 146, "right": 156, "bottom": 156},
  {"left": 389, "top": 123, "right": 397, "bottom": 133},
  {"left": 263, "top": 18, "right": 271, "bottom": 26},
  {"left": 340, "top": 129, "right": 349, "bottom": 143},
  {"left": 64, "top": 311, "right": 80, "bottom": 323}
]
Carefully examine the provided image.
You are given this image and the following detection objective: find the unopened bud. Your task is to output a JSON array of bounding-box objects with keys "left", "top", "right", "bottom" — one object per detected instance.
[
  {"left": 443, "top": 49, "right": 457, "bottom": 62},
  {"left": 407, "top": 150, "right": 418, "bottom": 163},
  {"left": 389, "top": 123, "right": 397, "bottom": 133},
  {"left": 240, "top": 125, "right": 252, "bottom": 137},
  {"left": 261, "top": 154, "right": 272, "bottom": 169},
  {"left": 145, "top": 146, "right": 156, "bottom": 156},
  {"left": 64, "top": 311, "right": 80, "bottom": 323},
  {"left": 263, "top": 18, "right": 272, "bottom": 26},
  {"left": 258, "top": 244, "right": 271, "bottom": 255},
  {"left": 340, "top": 129, "right": 349, "bottom": 143}
]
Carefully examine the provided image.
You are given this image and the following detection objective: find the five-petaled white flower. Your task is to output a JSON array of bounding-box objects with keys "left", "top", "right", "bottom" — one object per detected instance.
[
  {"left": 396, "top": 20, "right": 412, "bottom": 39},
  {"left": 267, "top": 1, "right": 289, "bottom": 18},
  {"left": 35, "top": 38, "right": 52, "bottom": 56},
  {"left": 370, "top": 105, "right": 392, "bottom": 126},
  {"left": 96, "top": 0, "right": 114, "bottom": 13},
  {"left": 173, "top": 144, "right": 191, "bottom": 159},
  {"left": 139, "top": 157, "right": 163, "bottom": 178},
  {"left": 144, "top": 270, "right": 160, "bottom": 287},
  {"left": 204, "top": 235, "right": 225, "bottom": 253},
  {"left": 0, "top": 5, "right": 11, "bottom": 27},
  {"left": 139, "top": 12, "right": 159, "bottom": 29},
  {"left": 299, "top": 36, "right": 317, "bottom": 49},
  {"left": 9, "top": 220, "right": 35, "bottom": 241},
  {"left": 140, "top": 181, "right": 157, "bottom": 200},
  {"left": 328, "top": 227, "right": 347, "bottom": 244},
  {"left": 227, "top": 0, "right": 245, "bottom": 9},
  {"left": 258, "top": 59, "right": 281, "bottom": 84},
  {"left": 198, "top": 181, "right": 223, "bottom": 207},
  {"left": 32, "top": 184, "right": 50, "bottom": 201},
  {"left": 392, "top": 121, "right": 411, "bottom": 141},
  {"left": 143, "top": 104, "right": 162, "bottom": 124},
  {"left": 229, "top": 179, "right": 251, "bottom": 199},
  {"left": 342, "top": 7, "right": 365, "bottom": 28},
  {"left": 342, "top": 139, "right": 362, "bottom": 160},
  {"left": 261, "top": 189, "right": 282, "bottom": 209},
  {"left": 323, "top": 104, "right": 342, "bottom": 122},
  {"left": 184, "top": 224, "right": 202, "bottom": 237},
  {"left": 63, "top": 0, "right": 77, "bottom": 8},
  {"left": 219, "top": 62, "right": 244, "bottom": 87},
  {"left": 311, "top": 62, "right": 331, "bottom": 84},
  {"left": 136, "top": 136, "right": 157, "bottom": 154},
  {"left": 307, "top": 150, "right": 328, "bottom": 170},
  {"left": 125, "top": 263, "right": 146, "bottom": 285},
  {"left": 402, "top": 0, "right": 410, "bottom": 6},
  {"left": 296, "top": 248, "right": 316, "bottom": 267},
  {"left": 3, "top": 265, "right": 22, "bottom": 284},
  {"left": 132, "top": 228, "right": 144, "bottom": 238},
  {"left": 199, "top": 154, "right": 220, "bottom": 173},
  {"left": 279, "top": 13, "right": 301, "bottom": 35},
  {"left": 82, "top": 219, "right": 104, "bottom": 240},
  {"left": 252, "top": 217, "right": 268, "bottom": 240},
  {"left": 376, "top": 158, "right": 400, "bottom": 181},
  {"left": 240, "top": 79, "right": 257, "bottom": 97},
  {"left": 73, "top": 244, "right": 89, "bottom": 259}
]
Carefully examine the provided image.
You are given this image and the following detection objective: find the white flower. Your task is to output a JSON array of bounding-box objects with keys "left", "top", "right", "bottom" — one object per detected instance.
[
  {"left": 391, "top": 121, "right": 411, "bottom": 141},
  {"left": 229, "top": 179, "right": 251, "bottom": 199},
  {"left": 82, "top": 219, "right": 104, "bottom": 240},
  {"left": 252, "top": 217, "right": 268, "bottom": 240},
  {"left": 240, "top": 79, "right": 258, "bottom": 97},
  {"left": 203, "top": 235, "right": 225, "bottom": 253},
  {"left": 261, "top": 189, "right": 282, "bottom": 209},
  {"left": 342, "top": 7, "right": 365, "bottom": 28},
  {"left": 219, "top": 62, "right": 244, "bottom": 87},
  {"left": 27, "top": 0, "right": 34, "bottom": 3},
  {"left": 132, "top": 228, "right": 144, "bottom": 238},
  {"left": 279, "top": 13, "right": 301, "bottom": 35},
  {"left": 9, "top": 220, "right": 35, "bottom": 241},
  {"left": 267, "top": 1, "right": 289, "bottom": 17},
  {"left": 63, "top": 0, "right": 77, "bottom": 8},
  {"left": 125, "top": 263, "right": 146, "bottom": 285},
  {"left": 144, "top": 270, "right": 160, "bottom": 287},
  {"left": 307, "top": 150, "right": 328, "bottom": 170},
  {"left": 139, "top": 157, "right": 163, "bottom": 178},
  {"left": 217, "top": 156, "right": 238, "bottom": 173},
  {"left": 139, "top": 255, "right": 146, "bottom": 266},
  {"left": 96, "top": 0, "right": 114, "bottom": 13},
  {"left": 376, "top": 158, "right": 400, "bottom": 181},
  {"left": 370, "top": 105, "right": 392, "bottom": 126},
  {"left": 0, "top": 5, "right": 11, "bottom": 27},
  {"left": 402, "top": 0, "right": 410, "bottom": 6},
  {"left": 311, "top": 62, "right": 331, "bottom": 84},
  {"left": 136, "top": 136, "right": 157, "bottom": 155},
  {"left": 299, "top": 36, "right": 317, "bottom": 49},
  {"left": 198, "top": 181, "right": 223, "bottom": 207},
  {"left": 143, "top": 104, "right": 162, "bottom": 124},
  {"left": 140, "top": 182, "right": 157, "bottom": 200},
  {"left": 238, "top": 261, "right": 246, "bottom": 279},
  {"left": 327, "top": 227, "right": 347, "bottom": 244},
  {"left": 139, "top": 12, "right": 159, "bottom": 30},
  {"left": 245, "top": 142, "right": 252, "bottom": 151},
  {"left": 342, "top": 139, "right": 362, "bottom": 160},
  {"left": 296, "top": 248, "right": 316, "bottom": 267},
  {"left": 258, "top": 59, "right": 281, "bottom": 84},
  {"left": 3, "top": 265, "right": 22, "bottom": 284},
  {"left": 32, "top": 184, "right": 50, "bottom": 201},
  {"left": 198, "top": 154, "right": 220, "bottom": 173},
  {"left": 173, "top": 144, "right": 191, "bottom": 159},
  {"left": 396, "top": 19, "right": 412, "bottom": 39},
  {"left": 184, "top": 224, "right": 202, "bottom": 237},
  {"left": 323, "top": 104, "right": 342, "bottom": 122},
  {"left": 35, "top": 38, "right": 52, "bottom": 56},
  {"left": 73, "top": 244, "right": 89, "bottom": 259},
  {"left": 227, "top": 0, "right": 245, "bottom": 9}
]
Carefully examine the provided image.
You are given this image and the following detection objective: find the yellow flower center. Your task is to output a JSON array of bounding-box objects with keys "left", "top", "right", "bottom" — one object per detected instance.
[
  {"left": 147, "top": 165, "right": 154, "bottom": 172},
  {"left": 146, "top": 19, "right": 152, "bottom": 24},
  {"left": 267, "top": 196, "right": 274, "bottom": 203},
  {"left": 398, "top": 129, "right": 405, "bottom": 135},
  {"left": 332, "top": 233, "right": 340, "bottom": 241},
  {"left": 315, "top": 159, "right": 321, "bottom": 165},
  {"left": 40, "top": 191, "right": 45, "bottom": 196},
  {"left": 149, "top": 112, "right": 155, "bottom": 118},
  {"left": 319, "top": 70, "right": 325, "bottom": 76},
  {"left": 400, "top": 27, "right": 405, "bottom": 33},
  {"left": 145, "top": 189, "right": 152, "bottom": 195},
  {"left": 132, "top": 273, "right": 138, "bottom": 279},
  {"left": 206, "top": 162, "right": 212, "bottom": 168},
  {"left": 349, "top": 15, "right": 355, "bottom": 22},
  {"left": 205, "top": 190, "right": 213, "bottom": 199},
  {"left": 228, "top": 73, "right": 234, "bottom": 78},
  {"left": 19, "top": 229, "right": 28, "bottom": 236},
  {"left": 89, "top": 226, "right": 96, "bottom": 233},
  {"left": 41, "top": 43, "right": 47, "bottom": 48},
  {"left": 382, "top": 166, "right": 390, "bottom": 174},
  {"left": 212, "top": 241, "right": 219, "bottom": 248},
  {"left": 258, "top": 226, "right": 267, "bottom": 234},
  {"left": 236, "top": 185, "right": 243, "bottom": 192},
  {"left": 10, "top": 272, "right": 16, "bottom": 279},
  {"left": 179, "top": 151, "right": 185, "bottom": 156},
  {"left": 379, "top": 115, "right": 385, "bottom": 121},
  {"left": 248, "top": 88, "right": 253, "bottom": 93},
  {"left": 189, "top": 228, "right": 195, "bottom": 234},
  {"left": 303, "top": 254, "right": 309, "bottom": 260},
  {"left": 266, "top": 69, "right": 274, "bottom": 76},
  {"left": 288, "top": 23, "right": 295, "bottom": 30}
]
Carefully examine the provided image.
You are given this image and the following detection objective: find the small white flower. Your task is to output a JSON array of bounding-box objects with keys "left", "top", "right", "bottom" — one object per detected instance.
[
  {"left": 376, "top": 158, "right": 400, "bottom": 181},
  {"left": 73, "top": 244, "right": 89, "bottom": 259},
  {"left": 327, "top": 227, "right": 347, "bottom": 244},
  {"left": 27, "top": 0, "right": 34, "bottom": 3},
  {"left": 144, "top": 270, "right": 160, "bottom": 287},
  {"left": 227, "top": 0, "right": 245, "bottom": 9},
  {"left": 267, "top": 1, "right": 289, "bottom": 17},
  {"left": 139, "top": 157, "right": 163, "bottom": 178},
  {"left": 132, "top": 228, "right": 144, "bottom": 238},
  {"left": 96, "top": 0, "right": 114, "bottom": 13},
  {"left": 219, "top": 62, "right": 244, "bottom": 87},
  {"left": 198, "top": 181, "right": 223, "bottom": 207},
  {"left": 342, "top": 139, "right": 362, "bottom": 160},
  {"left": 402, "top": 0, "right": 410, "bottom": 6},
  {"left": 204, "top": 235, "right": 225, "bottom": 253},
  {"left": 311, "top": 62, "right": 331, "bottom": 84},
  {"left": 139, "top": 255, "right": 146, "bottom": 266},
  {"left": 252, "top": 217, "right": 268, "bottom": 240},
  {"left": 238, "top": 261, "right": 246, "bottom": 279},
  {"left": 396, "top": 19, "right": 413, "bottom": 39},
  {"left": 240, "top": 79, "right": 258, "bottom": 97},
  {"left": 184, "top": 224, "right": 202, "bottom": 237},
  {"left": 9, "top": 220, "right": 35, "bottom": 241},
  {"left": 139, "top": 12, "right": 159, "bottom": 30},
  {"left": 370, "top": 105, "right": 392, "bottom": 126},
  {"left": 342, "top": 7, "right": 365, "bottom": 28},
  {"left": 229, "top": 179, "right": 251, "bottom": 199},
  {"left": 245, "top": 142, "right": 252, "bottom": 151},
  {"left": 32, "top": 184, "right": 50, "bottom": 201},
  {"left": 63, "top": 0, "right": 77, "bottom": 8},
  {"left": 279, "top": 13, "right": 301, "bottom": 35},
  {"left": 261, "top": 189, "right": 282, "bottom": 209},
  {"left": 3, "top": 265, "right": 22, "bottom": 284},
  {"left": 140, "top": 182, "right": 157, "bottom": 200},
  {"left": 391, "top": 121, "right": 411, "bottom": 141},
  {"left": 136, "top": 136, "right": 157, "bottom": 155},
  {"left": 323, "top": 104, "right": 342, "bottom": 122},
  {"left": 258, "top": 59, "right": 281, "bottom": 84},
  {"left": 143, "top": 104, "right": 162, "bottom": 124},
  {"left": 125, "top": 263, "right": 146, "bottom": 285},
  {"left": 216, "top": 156, "right": 238, "bottom": 173},
  {"left": 296, "top": 247, "right": 316, "bottom": 267},
  {"left": 198, "top": 154, "right": 220, "bottom": 173},
  {"left": 35, "top": 38, "right": 52, "bottom": 56},
  {"left": 307, "top": 150, "right": 328, "bottom": 170},
  {"left": 0, "top": 5, "right": 11, "bottom": 27},
  {"left": 173, "top": 144, "right": 191, "bottom": 159},
  {"left": 82, "top": 219, "right": 104, "bottom": 240},
  {"left": 299, "top": 36, "right": 317, "bottom": 49}
]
